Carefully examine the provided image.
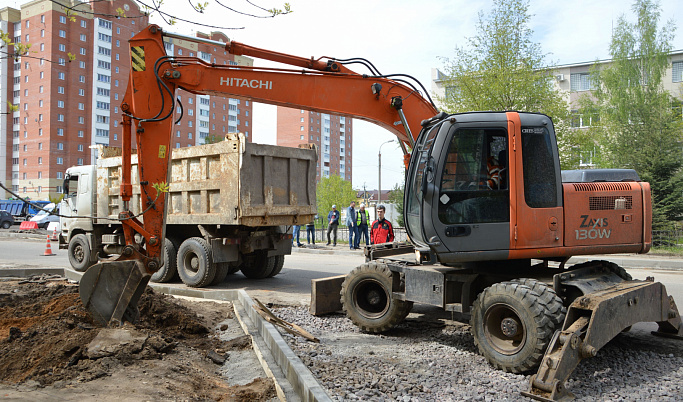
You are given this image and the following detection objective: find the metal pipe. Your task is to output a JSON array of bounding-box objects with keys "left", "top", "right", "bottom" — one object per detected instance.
[{"left": 396, "top": 108, "right": 415, "bottom": 148}]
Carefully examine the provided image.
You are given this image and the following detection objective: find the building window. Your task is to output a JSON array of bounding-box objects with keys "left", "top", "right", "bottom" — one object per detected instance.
[
  {"left": 79, "top": 75, "right": 86, "bottom": 83},
  {"left": 78, "top": 130, "right": 84, "bottom": 137},
  {"left": 60, "top": 15, "right": 66, "bottom": 23},
  {"left": 570, "top": 73, "right": 594, "bottom": 91},
  {"left": 58, "top": 143, "right": 64, "bottom": 150},
  {"left": 58, "top": 114, "right": 64, "bottom": 122},
  {"left": 81, "top": 20, "right": 87, "bottom": 28},
  {"left": 80, "top": 47, "right": 86, "bottom": 55},
  {"left": 59, "top": 30, "right": 66, "bottom": 38},
  {"left": 98, "top": 33, "right": 112, "bottom": 43},
  {"left": 57, "top": 128, "right": 64, "bottom": 136},
  {"left": 38, "top": 157, "right": 42, "bottom": 165},
  {"left": 58, "top": 86, "right": 65, "bottom": 94},
  {"left": 78, "top": 158, "right": 84, "bottom": 165},
  {"left": 98, "top": 46, "right": 111, "bottom": 56},
  {"left": 59, "top": 44, "right": 65, "bottom": 52},
  {"left": 673, "top": 61, "right": 683, "bottom": 83},
  {"left": 57, "top": 157, "right": 63, "bottom": 165},
  {"left": 78, "top": 103, "right": 85, "bottom": 110},
  {"left": 80, "top": 61, "right": 86, "bottom": 68},
  {"left": 78, "top": 144, "right": 84, "bottom": 152},
  {"left": 78, "top": 117, "right": 85, "bottom": 124},
  {"left": 57, "top": 100, "right": 64, "bottom": 108},
  {"left": 79, "top": 89, "right": 85, "bottom": 96},
  {"left": 97, "top": 74, "right": 110, "bottom": 83}
]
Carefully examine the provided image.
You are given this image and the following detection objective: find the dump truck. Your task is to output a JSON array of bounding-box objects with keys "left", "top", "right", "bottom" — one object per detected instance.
[{"left": 59, "top": 134, "right": 316, "bottom": 287}]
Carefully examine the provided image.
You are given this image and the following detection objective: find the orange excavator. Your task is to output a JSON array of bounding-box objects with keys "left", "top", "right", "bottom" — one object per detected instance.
[{"left": 79, "top": 25, "right": 682, "bottom": 401}]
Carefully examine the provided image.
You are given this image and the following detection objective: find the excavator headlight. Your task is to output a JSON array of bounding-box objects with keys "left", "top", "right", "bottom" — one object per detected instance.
[{"left": 371, "top": 83, "right": 382, "bottom": 95}]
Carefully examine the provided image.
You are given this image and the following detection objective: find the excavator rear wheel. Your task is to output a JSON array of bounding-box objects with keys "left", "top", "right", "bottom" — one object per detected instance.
[
  {"left": 177, "top": 237, "right": 216, "bottom": 287},
  {"left": 341, "top": 262, "right": 413, "bottom": 333},
  {"left": 471, "top": 281, "right": 556, "bottom": 374}
]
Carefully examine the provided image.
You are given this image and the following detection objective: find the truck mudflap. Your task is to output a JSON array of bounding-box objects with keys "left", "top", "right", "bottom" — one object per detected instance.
[{"left": 522, "top": 278, "right": 683, "bottom": 401}]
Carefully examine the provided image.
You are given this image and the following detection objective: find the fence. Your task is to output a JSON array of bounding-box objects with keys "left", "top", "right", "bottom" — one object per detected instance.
[{"left": 652, "top": 229, "right": 683, "bottom": 248}]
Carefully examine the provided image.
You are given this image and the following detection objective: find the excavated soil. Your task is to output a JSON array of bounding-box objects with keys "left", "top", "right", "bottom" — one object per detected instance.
[{"left": 0, "top": 276, "right": 276, "bottom": 401}]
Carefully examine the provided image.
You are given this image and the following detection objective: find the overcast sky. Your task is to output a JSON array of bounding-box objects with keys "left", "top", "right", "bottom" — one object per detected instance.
[{"left": 148, "top": 0, "right": 683, "bottom": 191}]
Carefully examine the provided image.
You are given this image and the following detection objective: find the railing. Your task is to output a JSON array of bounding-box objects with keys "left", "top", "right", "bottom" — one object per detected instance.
[
  {"left": 295, "top": 218, "right": 408, "bottom": 244},
  {"left": 652, "top": 230, "right": 683, "bottom": 248}
]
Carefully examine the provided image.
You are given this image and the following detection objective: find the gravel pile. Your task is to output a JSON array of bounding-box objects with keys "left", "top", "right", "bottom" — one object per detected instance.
[{"left": 275, "top": 307, "right": 683, "bottom": 401}]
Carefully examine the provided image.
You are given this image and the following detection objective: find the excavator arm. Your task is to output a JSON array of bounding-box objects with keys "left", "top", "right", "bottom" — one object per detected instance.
[{"left": 79, "top": 24, "right": 439, "bottom": 326}]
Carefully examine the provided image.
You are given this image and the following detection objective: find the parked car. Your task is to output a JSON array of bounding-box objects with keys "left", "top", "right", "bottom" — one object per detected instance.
[
  {"left": 29, "top": 203, "right": 59, "bottom": 229},
  {"left": 0, "top": 210, "right": 14, "bottom": 229}
]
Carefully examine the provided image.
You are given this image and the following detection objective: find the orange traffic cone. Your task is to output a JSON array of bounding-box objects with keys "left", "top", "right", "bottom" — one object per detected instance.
[
  {"left": 43, "top": 235, "right": 55, "bottom": 256},
  {"left": 52, "top": 228, "right": 58, "bottom": 241}
]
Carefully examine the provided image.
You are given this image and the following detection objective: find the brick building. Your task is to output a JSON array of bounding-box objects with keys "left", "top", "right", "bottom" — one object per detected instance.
[
  {"left": 277, "top": 108, "right": 352, "bottom": 183},
  {"left": 0, "top": 0, "right": 253, "bottom": 200}
]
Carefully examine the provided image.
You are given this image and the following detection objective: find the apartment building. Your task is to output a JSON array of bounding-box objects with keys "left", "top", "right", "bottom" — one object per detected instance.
[
  {"left": 0, "top": 0, "right": 253, "bottom": 200},
  {"left": 277, "top": 107, "right": 353, "bottom": 183}
]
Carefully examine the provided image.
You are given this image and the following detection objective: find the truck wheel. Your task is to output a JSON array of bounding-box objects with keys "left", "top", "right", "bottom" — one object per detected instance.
[
  {"left": 211, "top": 263, "right": 230, "bottom": 285},
  {"left": 177, "top": 237, "right": 216, "bottom": 287},
  {"left": 68, "top": 234, "right": 94, "bottom": 272},
  {"left": 240, "top": 251, "right": 275, "bottom": 279},
  {"left": 511, "top": 278, "right": 566, "bottom": 330},
  {"left": 470, "top": 282, "right": 555, "bottom": 374},
  {"left": 341, "top": 262, "right": 413, "bottom": 333},
  {"left": 266, "top": 255, "right": 285, "bottom": 278},
  {"left": 151, "top": 238, "right": 180, "bottom": 283},
  {"left": 227, "top": 261, "right": 242, "bottom": 275}
]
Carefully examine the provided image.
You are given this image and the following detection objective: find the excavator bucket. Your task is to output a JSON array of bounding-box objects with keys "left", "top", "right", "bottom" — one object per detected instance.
[{"left": 79, "top": 260, "right": 151, "bottom": 327}]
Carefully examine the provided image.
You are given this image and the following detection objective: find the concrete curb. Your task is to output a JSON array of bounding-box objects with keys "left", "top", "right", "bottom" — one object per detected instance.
[{"left": 0, "top": 267, "right": 331, "bottom": 402}]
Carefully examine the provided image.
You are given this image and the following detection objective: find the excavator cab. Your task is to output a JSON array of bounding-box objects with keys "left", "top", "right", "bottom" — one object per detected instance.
[{"left": 405, "top": 112, "right": 563, "bottom": 262}]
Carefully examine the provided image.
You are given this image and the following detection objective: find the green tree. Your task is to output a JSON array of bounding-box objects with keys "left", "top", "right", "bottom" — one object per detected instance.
[
  {"left": 316, "top": 176, "right": 356, "bottom": 226},
  {"left": 386, "top": 182, "right": 404, "bottom": 227},
  {"left": 578, "top": 0, "right": 682, "bottom": 229},
  {"left": 203, "top": 134, "right": 225, "bottom": 144},
  {"left": 439, "top": 0, "right": 573, "bottom": 166}
]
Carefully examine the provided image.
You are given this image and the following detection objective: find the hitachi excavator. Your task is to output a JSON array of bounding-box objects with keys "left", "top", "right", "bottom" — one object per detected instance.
[{"left": 79, "top": 24, "right": 682, "bottom": 401}]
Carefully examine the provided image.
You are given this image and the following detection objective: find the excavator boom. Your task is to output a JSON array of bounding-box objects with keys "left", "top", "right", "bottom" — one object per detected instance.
[{"left": 79, "top": 24, "right": 438, "bottom": 326}]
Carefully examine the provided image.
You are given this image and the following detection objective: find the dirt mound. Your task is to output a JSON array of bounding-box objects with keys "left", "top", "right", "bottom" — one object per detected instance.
[{"left": 0, "top": 278, "right": 276, "bottom": 401}]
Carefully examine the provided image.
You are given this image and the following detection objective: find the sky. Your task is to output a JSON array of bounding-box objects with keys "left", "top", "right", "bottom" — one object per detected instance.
[{"left": 145, "top": 0, "right": 683, "bottom": 191}]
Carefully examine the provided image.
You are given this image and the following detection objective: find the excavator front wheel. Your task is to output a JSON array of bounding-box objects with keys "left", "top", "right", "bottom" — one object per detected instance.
[
  {"left": 341, "top": 262, "right": 413, "bottom": 333},
  {"left": 471, "top": 281, "right": 558, "bottom": 374}
]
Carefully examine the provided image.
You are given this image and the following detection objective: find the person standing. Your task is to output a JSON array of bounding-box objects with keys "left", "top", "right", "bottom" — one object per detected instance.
[
  {"left": 326, "top": 205, "right": 340, "bottom": 246},
  {"left": 345, "top": 201, "right": 357, "bottom": 250},
  {"left": 306, "top": 218, "right": 316, "bottom": 245},
  {"left": 355, "top": 203, "right": 370, "bottom": 249},
  {"left": 370, "top": 204, "right": 394, "bottom": 245},
  {"left": 292, "top": 223, "right": 302, "bottom": 247}
]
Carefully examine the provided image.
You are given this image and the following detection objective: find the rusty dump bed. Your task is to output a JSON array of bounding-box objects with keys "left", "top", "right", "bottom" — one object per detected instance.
[{"left": 94, "top": 133, "right": 317, "bottom": 227}]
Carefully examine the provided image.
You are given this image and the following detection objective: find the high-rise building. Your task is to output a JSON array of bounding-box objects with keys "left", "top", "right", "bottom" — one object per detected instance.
[
  {"left": 0, "top": 0, "right": 253, "bottom": 200},
  {"left": 277, "top": 107, "right": 352, "bottom": 183}
]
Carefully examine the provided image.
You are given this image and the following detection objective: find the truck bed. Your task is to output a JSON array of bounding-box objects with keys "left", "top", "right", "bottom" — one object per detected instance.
[{"left": 95, "top": 134, "right": 317, "bottom": 227}]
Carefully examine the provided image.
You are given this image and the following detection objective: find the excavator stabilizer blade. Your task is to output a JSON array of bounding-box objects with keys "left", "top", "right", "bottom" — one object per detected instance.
[{"left": 79, "top": 260, "right": 150, "bottom": 327}]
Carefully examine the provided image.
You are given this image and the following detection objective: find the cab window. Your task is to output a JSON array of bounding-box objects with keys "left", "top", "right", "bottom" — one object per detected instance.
[{"left": 438, "top": 128, "right": 509, "bottom": 224}]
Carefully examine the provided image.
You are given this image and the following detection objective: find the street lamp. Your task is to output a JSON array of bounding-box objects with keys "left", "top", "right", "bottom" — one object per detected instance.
[{"left": 378, "top": 139, "right": 395, "bottom": 215}]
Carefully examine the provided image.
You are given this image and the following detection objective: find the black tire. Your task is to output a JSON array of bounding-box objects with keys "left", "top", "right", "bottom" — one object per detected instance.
[
  {"left": 151, "top": 238, "right": 180, "bottom": 283},
  {"left": 211, "top": 262, "right": 230, "bottom": 285},
  {"left": 341, "top": 262, "right": 413, "bottom": 333},
  {"left": 510, "top": 278, "right": 566, "bottom": 330},
  {"left": 470, "top": 282, "right": 556, "bottom": 373},
  {"left": 68, "top": 234, "right": 94, "bottom": 272},
  {"left": 240, "top": 251, "right": 275, "bottom": 279},
  {"left": 266, "top": 255, "right": 285, "bottom": 278},
  {"left": 177, "top": 237, "right": 216, "bottom": 287},
  {"left": 1, "top": 221, "right": 10, "bottom": 229},
  {"left": 227, "top": 261, "right": 242, "bottom": 275}
]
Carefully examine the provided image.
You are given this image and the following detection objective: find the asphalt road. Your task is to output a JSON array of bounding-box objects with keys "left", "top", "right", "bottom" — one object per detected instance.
[{"left": 0, "top": 236, "right": 682, "bottom": 308}]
